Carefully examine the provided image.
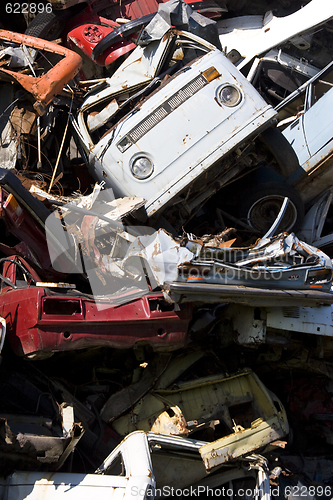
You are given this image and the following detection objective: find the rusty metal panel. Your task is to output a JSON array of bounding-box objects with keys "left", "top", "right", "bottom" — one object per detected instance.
[
  {"left": 198, "top": 370, "right": 289, "bottom": 470},
  {"left": 0, "top": 406, "right": 84, "bottom": 471},
  {"left": 199, "top": 418, "right": 283, "bottom": 470}
]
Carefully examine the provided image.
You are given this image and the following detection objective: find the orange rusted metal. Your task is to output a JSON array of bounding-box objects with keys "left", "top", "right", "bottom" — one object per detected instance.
[{"left": 0, "top": 30, "right": 82, "bottom": 114}]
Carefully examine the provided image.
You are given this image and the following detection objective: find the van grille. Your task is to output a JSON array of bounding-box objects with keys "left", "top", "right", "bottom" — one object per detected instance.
[
  {"left": 117, "top": 73, "right": 207, "bottom": 151},
  {"left": 282, "top": 306, "right": 300, "bottom": 318}
]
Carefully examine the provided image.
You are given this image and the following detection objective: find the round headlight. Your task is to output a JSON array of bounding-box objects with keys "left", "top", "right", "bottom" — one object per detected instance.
[
  {"left": 217, "top": 85, "right": 242, "bottom": 107},
  {"left": 131, "top": 156, "right": 154, "bottom": 179}
]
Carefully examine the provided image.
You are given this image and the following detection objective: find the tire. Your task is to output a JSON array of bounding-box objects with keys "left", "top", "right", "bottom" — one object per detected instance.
[
  {"left": 240, "top": 182, "right": 304, "bottom": 235},
  {"left": 259, "top": 127, "right": 300, "bottom": 178},
  {"left": 25, "top": 10, "right": 71, "bottom": 40}
]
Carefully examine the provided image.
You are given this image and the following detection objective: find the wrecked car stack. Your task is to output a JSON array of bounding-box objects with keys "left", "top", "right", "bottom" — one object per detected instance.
[{"left": 0, "top": 0, "right": 333, "bottom": 496}]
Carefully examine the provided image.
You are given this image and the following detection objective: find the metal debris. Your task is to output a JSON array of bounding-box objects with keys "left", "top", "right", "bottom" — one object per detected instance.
[{"left": 0, "top": 0, "right": 332, "bottom": 494}]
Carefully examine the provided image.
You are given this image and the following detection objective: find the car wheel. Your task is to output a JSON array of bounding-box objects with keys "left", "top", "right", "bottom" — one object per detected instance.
[
  {"left": 25, "top": 10, "right": 71, "bottom": 40},
  {"left": 240, "top": 182, "right": 304, "bottom": 234}
]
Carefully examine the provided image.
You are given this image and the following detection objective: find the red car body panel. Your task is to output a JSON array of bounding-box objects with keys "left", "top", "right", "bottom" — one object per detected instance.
[
  {"left": 1, "top": 258, "right": 192, "bottom": 358},
  {"left": 66, "top": 15, "right": 136, "bottom": 66}
]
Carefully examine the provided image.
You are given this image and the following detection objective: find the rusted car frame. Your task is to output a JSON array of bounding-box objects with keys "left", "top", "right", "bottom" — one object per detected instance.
[
  {"left": 197, "top": 370, "right": 289, "bottom": 470},
  {"left": 0, "top": 30, "right": 82, "bottom": 114},
  {"left": 108, "top": 368, "right": 289, "bottom": 468}
]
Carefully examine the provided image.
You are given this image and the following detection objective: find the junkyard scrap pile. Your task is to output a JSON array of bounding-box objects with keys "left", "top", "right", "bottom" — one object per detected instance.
[{"left": 1, "top": 0, "right": 333, "bottom": 497}]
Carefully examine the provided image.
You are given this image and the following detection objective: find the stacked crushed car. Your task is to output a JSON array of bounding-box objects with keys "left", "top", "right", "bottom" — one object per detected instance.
[{"left": 0, "top": 0, "right": 333, "bottom": 496}]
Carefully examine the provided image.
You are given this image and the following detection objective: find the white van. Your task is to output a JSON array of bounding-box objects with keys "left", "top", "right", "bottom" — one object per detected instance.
[{"left": 73, "top": 29, "right": 297, "bottom": 230}]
